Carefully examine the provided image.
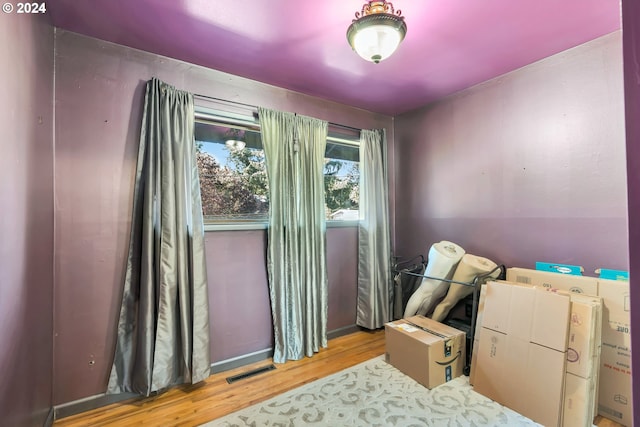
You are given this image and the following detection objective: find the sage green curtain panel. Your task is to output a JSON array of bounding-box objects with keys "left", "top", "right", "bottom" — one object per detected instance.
[
  {"left": 259, "top": 107, "right": 329, "bottom": 363},
  {"left": 108, "top": 78, "right": 211, "bottom": 396},
  {"left": 357, "top": 129, "right": 392, "bottom": 329}
]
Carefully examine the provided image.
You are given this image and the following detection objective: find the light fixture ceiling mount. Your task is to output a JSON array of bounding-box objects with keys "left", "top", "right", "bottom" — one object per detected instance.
[{"left": 347, "top": 1, "right": 407, "bottom": 64}]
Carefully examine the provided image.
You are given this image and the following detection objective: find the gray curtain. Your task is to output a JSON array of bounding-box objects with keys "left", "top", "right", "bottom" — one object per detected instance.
[
  {"left": 258, "top": 107, "right": 328, "bottom": 363},
  {"left": 356, "top": 129, "right": 392, "bottom": 329},
  {"left": 108, "top": 78, "right": 211, "bottom": 395}
]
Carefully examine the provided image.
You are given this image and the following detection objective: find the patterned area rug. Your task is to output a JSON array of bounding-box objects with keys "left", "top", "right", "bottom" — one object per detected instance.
[{"left": 203, "top": 357, "right": 540, "bottom": 426}]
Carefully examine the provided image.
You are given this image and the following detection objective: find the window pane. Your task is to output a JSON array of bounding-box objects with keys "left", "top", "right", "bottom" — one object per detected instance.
[
  {"left": 194, "top": 116, "right": 361, "bottom": 224},
  {"left": 195, "top": 121, "right": 269, "bottom": 223},
  {"left": 324, "top": 141, "right": 359, "bottom": 220}
]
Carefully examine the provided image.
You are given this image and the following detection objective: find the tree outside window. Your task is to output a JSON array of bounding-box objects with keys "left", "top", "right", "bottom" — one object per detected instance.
[{"left": 195, "top": 120, "right": 359, "bottom": 225}]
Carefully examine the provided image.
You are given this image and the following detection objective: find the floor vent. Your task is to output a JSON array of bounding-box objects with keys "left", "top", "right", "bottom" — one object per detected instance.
[{"left": 226, "top": 364, "right": 276, "bottom": 384}]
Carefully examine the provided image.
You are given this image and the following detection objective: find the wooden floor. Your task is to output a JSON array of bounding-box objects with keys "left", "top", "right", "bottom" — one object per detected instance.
[{"left": 54, "top": 329, "right": 623, "bottom": 427}]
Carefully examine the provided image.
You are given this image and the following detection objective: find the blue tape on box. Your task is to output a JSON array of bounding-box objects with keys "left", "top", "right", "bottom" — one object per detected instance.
[
  {"left": 596, "top": 268, "right": 629, "bottom": 281},
  {"left": 535, "top": 262, "right": 584, "bottom": 275}
]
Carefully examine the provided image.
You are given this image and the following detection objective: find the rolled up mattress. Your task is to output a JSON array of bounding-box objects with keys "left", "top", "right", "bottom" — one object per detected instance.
[
  {"left": 403, "top": 241, "right": 465, "bottom": 318},
  {"left": 430, "top": 254, "right": 499, "bottom": 322}
]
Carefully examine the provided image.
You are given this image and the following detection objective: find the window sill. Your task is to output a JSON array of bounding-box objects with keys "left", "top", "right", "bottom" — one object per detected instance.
[
  {"left": 204, "top": 222, "right": 268, "bottom": 232},
  {"left": 204, "top": 220, "right": 359, "bottom": 232},
  {"left": 327, "top": 220, "right": 359, "bottom": 228}
]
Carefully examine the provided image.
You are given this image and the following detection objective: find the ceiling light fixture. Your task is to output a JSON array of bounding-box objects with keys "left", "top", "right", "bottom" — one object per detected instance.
[{"left": 346, "top": 1, "right": 407, "bottom": 64}]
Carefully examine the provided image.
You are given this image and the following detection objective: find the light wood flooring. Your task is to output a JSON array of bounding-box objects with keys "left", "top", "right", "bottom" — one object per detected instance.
[{"left": 54, "top": 329, "right": 623, "bottom": 427}]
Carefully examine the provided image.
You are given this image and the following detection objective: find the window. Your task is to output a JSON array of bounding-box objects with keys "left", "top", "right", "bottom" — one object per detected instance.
[
  {"left": 195, "top": 120, "right": 269, "bottom": 224},
  {"left": 324, "top": 140, "right": 359, "bottom": 221},
  {"left": 194, "top": 108, "right": 360, "bottom": 227}
]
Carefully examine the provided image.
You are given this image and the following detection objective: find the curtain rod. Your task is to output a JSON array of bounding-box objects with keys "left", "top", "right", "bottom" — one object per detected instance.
[
  {"left": 194, "top": 110, "right": 360, "bottom": 147},
  {"left": 193, "top": 93, "right": 363, "bottom": 133},
  {"left": 194, "top": 93, "right": 257, "bottom": 110}
]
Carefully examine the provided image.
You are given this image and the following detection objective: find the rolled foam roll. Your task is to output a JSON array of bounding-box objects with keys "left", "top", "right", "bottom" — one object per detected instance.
[
  {"left": 403, "top": 241, "right": 465, "bottom": 318},
  {"left": 430, "top": 254, "right": 499, "bottom": 322}
]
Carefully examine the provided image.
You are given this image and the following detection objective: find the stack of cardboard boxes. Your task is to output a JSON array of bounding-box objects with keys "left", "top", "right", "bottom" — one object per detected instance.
[
  {"left": 384, "top": 266, "right": 631, "bottom": 426},
  {"left": 472, "top": 281, "right": 571, "bottom": 426},
  {"left": 506, "top": 268, "right": 631, "bottom": 425}
]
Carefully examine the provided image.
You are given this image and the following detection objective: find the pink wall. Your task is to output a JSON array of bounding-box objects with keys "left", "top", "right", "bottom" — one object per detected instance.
[
  {"left": 394, "top": 32, "right": 627, "bottom": 275},
  {"left": 205, "top": 230, "right": 272, "bottom": 361},
  {"left": 622, "top": 1, "right": 640, "bottom": 424},
  {"left": 206, "top": 227, "right": 359, "bottom": 362},
  {"left": 326, "top": 227, "right": 359, "bottom": 331},
  {"left": 0, "top": 13, "right": 54, "bottom": 426},
  {"left": 53, "top": 30, "right": 393, "bottom": 405}
]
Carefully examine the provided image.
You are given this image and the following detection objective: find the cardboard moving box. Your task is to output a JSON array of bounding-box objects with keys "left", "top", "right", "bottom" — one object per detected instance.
[
  {"left": 506, "top": 267, "right": 598, "bottom": 295},
  {"left": 597, "top": 279, "right": 632, "bottom": 425},
  {"left": 473, "top": 281, "right": 571, "bottom": 427},
  {"left": 385, "top": 316, "right": 465, "bottom": 389},
  {"left": 564, "top": 372, "right": 598, "bottom": 427},
  {"left": 503, "top": 268, "right": 631, "bottom": 425},
  {"left": 468, "top": 283, "right": 489, "bottom": 386},
  {"left": 562, "top": 294, "right": 602, "bottom": 427}
]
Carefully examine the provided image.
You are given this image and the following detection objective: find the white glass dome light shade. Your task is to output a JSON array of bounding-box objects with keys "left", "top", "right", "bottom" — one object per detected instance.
[
  {"left": 353, "top": 25, "right": 402, "bottom": 63},
  {"left": 225, "top": 139, "right": 246, "bottom": 150},
  {"left": 223, "top": 127, "right": 246, "bottom": 150},
  {"left": 347, "top": 13, "right": 407, "bottom": 63}
]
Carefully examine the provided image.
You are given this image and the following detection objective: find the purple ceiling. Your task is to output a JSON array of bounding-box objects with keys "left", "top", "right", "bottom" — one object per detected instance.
[{"left": 49, "top": 0, "right": 621, "bottom": 115}]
